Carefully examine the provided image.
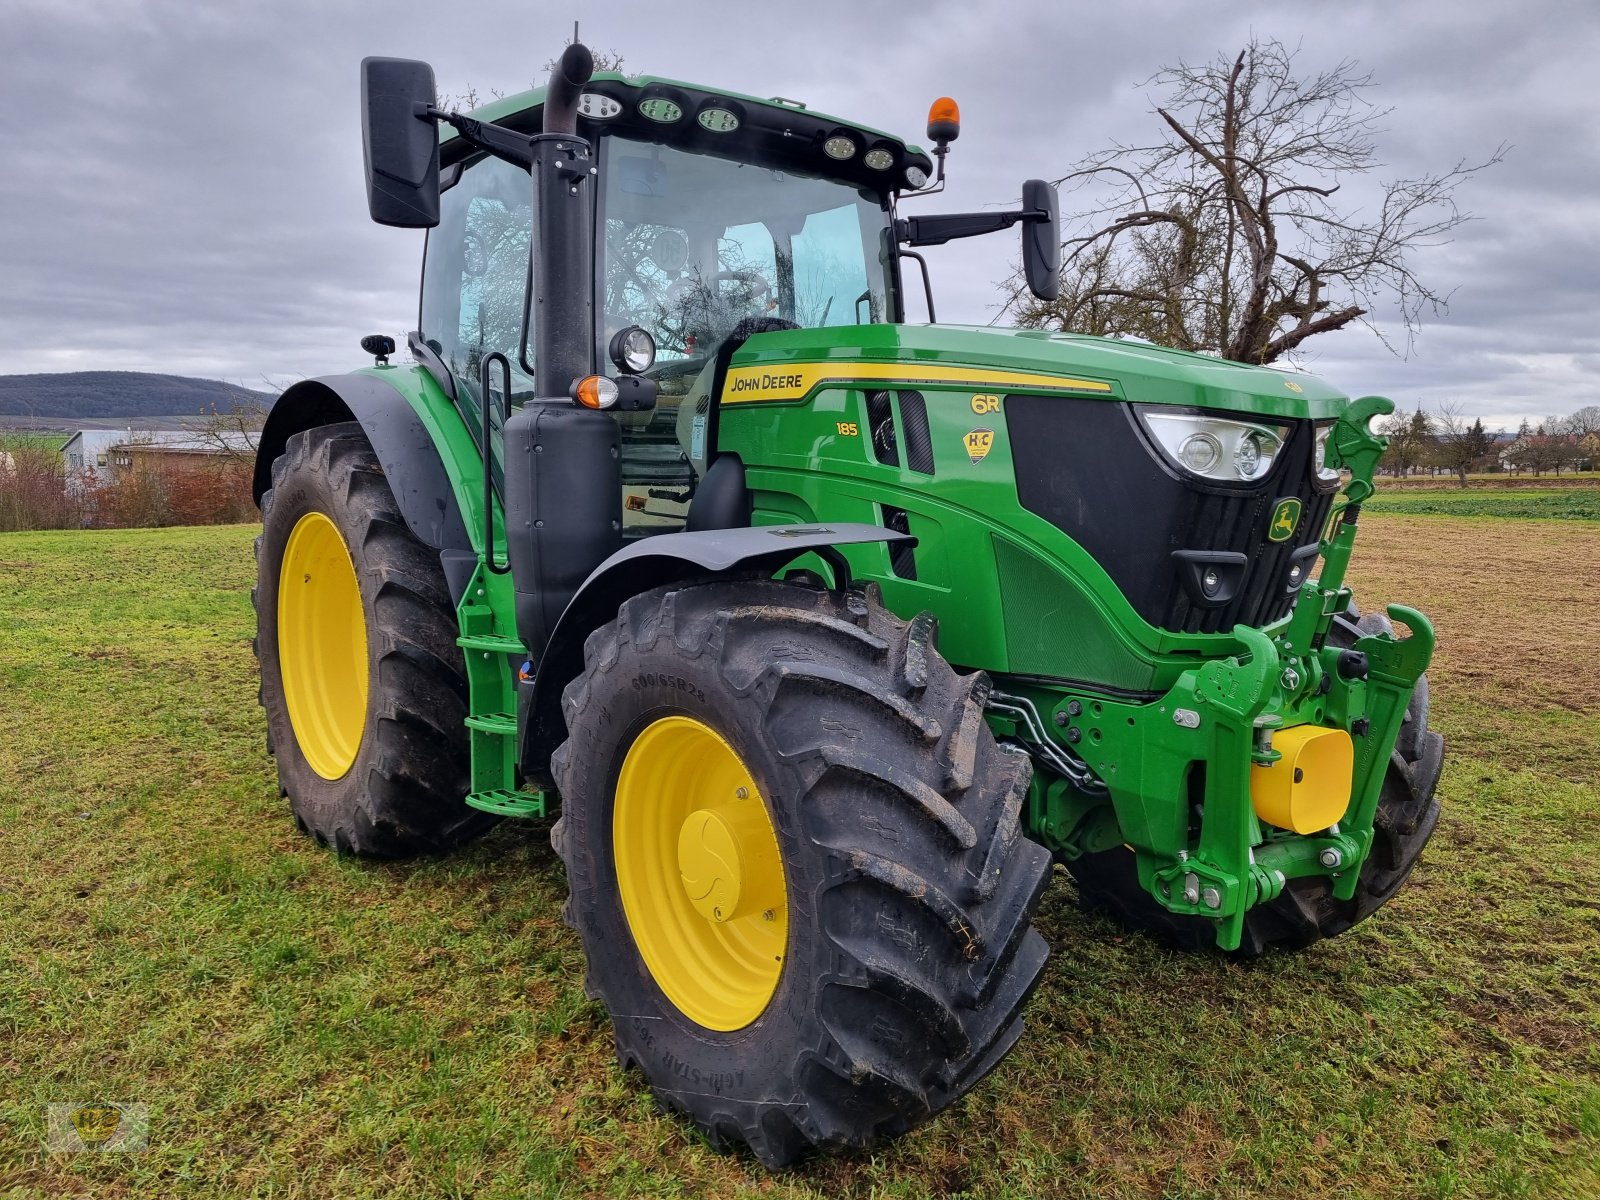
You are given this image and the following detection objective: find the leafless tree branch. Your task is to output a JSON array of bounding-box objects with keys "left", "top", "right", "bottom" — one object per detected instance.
[{"left": 1006, "top": 37, "right": 1504, "bottom": 364}]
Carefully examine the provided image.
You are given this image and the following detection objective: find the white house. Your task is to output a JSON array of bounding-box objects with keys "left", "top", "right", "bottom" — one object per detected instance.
[
  {"left": 60, "top": 429, "right": 131, "bottom": 485},
  {"left": 107, "top": 431, "right": 258, "bottom": 467},
  {"left": 60, "top": 428, "right": 260, "bottom": 489}
]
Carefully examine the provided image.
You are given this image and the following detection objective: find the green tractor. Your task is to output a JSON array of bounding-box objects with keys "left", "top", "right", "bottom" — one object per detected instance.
[{"left": 253, "top": 43, "right": 1444, "bottom": 1165}]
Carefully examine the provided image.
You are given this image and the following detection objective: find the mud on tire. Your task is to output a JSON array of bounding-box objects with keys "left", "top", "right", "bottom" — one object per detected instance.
[
  {"left": 255, "top": 421, "right": 496, "bottom": 857},
  {"left": 550, "top": 578, "right": 1053, "bottom": 1166}
]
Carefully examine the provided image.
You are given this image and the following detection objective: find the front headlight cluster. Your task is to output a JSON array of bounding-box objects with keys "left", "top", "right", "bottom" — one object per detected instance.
[
  {"left": 1312, "top": 422, "right": 1342, "bottom": 484},
  {"left": 1137, "top": 408, "right": 1289, "bottom": 483}
]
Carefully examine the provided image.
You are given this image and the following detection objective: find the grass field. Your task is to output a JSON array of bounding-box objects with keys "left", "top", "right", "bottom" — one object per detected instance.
[
  {"left": 0, "top": 433, "right": 62, "bottom": 453},
  {"left": 3, "top": 517, "right": 1598, "bottom": 1199},
  {"left": 1380, "top": 473, "right": 1599, "bottom": 490},
  {"left": 1364, "top": 488, "right": 1600, "bottom": 521}
]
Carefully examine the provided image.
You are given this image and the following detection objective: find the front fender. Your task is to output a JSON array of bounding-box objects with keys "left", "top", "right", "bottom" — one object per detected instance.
[
  {"left": 254, "top": 370, "right": 471, "bottom": 552},
  {"left": 521, "top": 522, "right": 913, "bottom": 783}
]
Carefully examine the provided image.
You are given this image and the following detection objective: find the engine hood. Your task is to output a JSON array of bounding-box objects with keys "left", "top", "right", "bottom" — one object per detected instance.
[{"left": 724, "top": 323, "right": 1353, "bottom": 421}]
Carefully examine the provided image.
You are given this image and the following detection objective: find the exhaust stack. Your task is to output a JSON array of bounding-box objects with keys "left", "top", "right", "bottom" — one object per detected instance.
[{"left": 503, "top": 41, "right": 621, "bottom": 670}]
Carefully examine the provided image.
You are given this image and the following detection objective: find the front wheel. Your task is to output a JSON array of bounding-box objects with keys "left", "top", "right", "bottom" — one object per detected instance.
[{"left": 550, "top": 579, "right": 1052, "bottom": 1166}]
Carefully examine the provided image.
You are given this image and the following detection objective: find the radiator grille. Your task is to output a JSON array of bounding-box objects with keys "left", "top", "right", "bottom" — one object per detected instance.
[{"left": 1006, "top": 395, "right": 1336, "bottom": 634}]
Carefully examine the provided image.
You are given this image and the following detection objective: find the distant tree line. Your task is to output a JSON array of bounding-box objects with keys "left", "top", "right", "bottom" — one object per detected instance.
[{"left": 1379, "top": 404, "right": 1600, "bottom": 482}]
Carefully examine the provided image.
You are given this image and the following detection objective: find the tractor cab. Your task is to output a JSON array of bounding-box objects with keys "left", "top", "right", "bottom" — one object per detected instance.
[
  {"left": 412, "top": 71, "right": 1016, "bottom": 543},
  {"left": 385, "top": 58, "right": 1056, "bottom": 541}
]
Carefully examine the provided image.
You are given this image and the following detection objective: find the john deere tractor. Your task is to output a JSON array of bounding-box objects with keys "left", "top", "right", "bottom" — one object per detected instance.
[{"left": 253, "top": 43, "right": 1444, "bottom": 1165}]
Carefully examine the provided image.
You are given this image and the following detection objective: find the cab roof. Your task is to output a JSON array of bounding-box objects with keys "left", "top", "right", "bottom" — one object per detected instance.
[{"left": 440, "top": 72, "right": 933, "bottom": 196}]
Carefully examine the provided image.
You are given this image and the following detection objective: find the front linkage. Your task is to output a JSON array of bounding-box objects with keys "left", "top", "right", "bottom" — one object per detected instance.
[{"left": 1003, "top": 397, "right": 1435, "bottom": 950}]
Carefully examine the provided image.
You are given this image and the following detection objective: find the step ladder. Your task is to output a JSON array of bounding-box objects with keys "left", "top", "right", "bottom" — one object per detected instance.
[{"left": 456, "top": 560, "right": 545, "bottom": 818}]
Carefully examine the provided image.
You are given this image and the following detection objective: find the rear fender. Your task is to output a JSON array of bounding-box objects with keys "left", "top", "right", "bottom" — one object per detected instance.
[
  {"left": 521, "top": 523, "right": 913, "bottom": 783},
  {"left": 254, "top": 369, "right": 472, "bottom": 552}
]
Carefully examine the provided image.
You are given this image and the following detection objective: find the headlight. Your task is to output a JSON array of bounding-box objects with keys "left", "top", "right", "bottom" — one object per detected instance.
[
  {"left": 1313, "top": 422, "right": 1341, "bottom": 484},
  {"left": 608, "top": 325, "right": 657, "bottom": 375},
  {"left": 1137, "top": 408, "right": 1288, "bottom": 483},
  {"left": 1178, "top": 432, "right": 1221, "bottom": 473}
]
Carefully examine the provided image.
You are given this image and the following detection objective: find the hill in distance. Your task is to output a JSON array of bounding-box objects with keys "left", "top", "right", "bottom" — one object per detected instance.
[{"left": 0, "top": 371, "right": 275, "bottom": 420}]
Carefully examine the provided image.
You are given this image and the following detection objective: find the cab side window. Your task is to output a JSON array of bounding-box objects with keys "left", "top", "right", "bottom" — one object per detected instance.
[{"left": 420, "top": 155, "right": 536, "bottom": 438}]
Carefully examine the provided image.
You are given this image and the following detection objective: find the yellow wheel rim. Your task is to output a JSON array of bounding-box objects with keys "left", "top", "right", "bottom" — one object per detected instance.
[
  {"left": 277, "top": 510, "right": 369, "bottom": 780},
  {"left": 613, "top": 715, "right": 788, "bottom": 1031}
]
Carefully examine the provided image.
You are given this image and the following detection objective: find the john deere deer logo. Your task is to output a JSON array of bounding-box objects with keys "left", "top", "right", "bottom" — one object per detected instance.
[{"left": 1268, "top": 497, "right": 1302, "bottom": 543}]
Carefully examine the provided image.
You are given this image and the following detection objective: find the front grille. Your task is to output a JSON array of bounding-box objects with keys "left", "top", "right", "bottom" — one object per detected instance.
[
  {"left": 1167, "top": 473, "right": 1334, "bottom": 632},
  {"left": 1006, "top": 395, "right": 1335, "bottom": 634}
]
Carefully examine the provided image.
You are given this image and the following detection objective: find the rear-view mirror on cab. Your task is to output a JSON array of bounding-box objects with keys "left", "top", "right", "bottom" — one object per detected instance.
[
  {"left": 1021, "top": 178, "right": 1060, "bottom": 303},
  {"left": 360, "top": 57, "right": 441, "bottom": 228}
]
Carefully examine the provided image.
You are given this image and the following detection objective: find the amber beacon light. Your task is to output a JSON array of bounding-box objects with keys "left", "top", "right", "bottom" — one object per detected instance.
[{"left": 926, "top": 96, "right": 961, "bottom": 145}]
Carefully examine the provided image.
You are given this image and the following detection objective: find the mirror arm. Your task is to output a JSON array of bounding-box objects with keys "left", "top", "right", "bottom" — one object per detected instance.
[
  {"left": 896, "top": 206, "right": 1049, "bottom": 248},
  {"left": 425, "top": 106, "right": 538, "bottom": 170}
]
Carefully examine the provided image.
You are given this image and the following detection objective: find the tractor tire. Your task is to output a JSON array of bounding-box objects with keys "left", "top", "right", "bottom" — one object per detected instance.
[
  {"left": 1066, "top": 607, "right": 1445, "bottom": 956},
  {"left": 550, "top": 579, "right": 1052, "bottom": 1166},
  {"left": 254, "top": 421, "right": 496, "bottom": 857}
]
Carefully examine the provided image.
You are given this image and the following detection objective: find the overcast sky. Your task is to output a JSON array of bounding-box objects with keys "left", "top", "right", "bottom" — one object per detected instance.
[{"left": 5, "top": 0, "right": 1598, "bottom": 429}]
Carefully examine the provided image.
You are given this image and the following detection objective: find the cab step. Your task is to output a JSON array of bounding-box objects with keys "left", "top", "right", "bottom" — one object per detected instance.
[
  {"left": 465, "top": 711, "right": 517, "bottom": 735},
  {"left": 465, "top": 788, "right": 546, "bottom": 818},
  {"left": 458, "top": 633, "right": 527, "bottom": 654}
]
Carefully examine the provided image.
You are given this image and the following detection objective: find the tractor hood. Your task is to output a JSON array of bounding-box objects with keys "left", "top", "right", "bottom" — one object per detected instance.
[{"left": 723, "top": 323, "right": 1349, "bottom": 421}]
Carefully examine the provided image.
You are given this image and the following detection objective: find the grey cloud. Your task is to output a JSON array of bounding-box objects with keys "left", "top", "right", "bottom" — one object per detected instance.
[{"left": 3, "top": 0, "right": 1597, "bottom": 426}]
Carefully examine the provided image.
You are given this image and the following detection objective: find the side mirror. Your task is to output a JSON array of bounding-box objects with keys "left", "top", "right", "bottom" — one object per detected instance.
[
  {"left": 360, "top": 57, "right": 440, "bottom": 228},
  {"left": 1021, "top": 178, "right": 1060, "bottom": 303}
]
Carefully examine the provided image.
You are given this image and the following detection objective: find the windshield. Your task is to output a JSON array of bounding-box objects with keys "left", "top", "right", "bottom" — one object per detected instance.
[{"left": 596, "top": 136, "right": 895, "bottom": 374}]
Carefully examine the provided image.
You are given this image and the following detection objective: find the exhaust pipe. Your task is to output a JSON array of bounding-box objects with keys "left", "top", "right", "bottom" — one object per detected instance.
[
  {"left": 543, "top": 42, "right": 594, "bottom": 135},
  {"left": 503, "top": 41, "right": 619, "bottom": 674}
]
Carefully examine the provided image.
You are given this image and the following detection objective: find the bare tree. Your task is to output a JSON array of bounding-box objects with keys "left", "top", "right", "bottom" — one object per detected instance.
[
  {"left": 440, "top": 46, "right": 627, "bottom": 112},
  {"left": 1565, "top": 405, "right": 1600, "bottom": 440},
  {"left": 1514, "top": 417, "right": 1580, "bottom": 477},
  {"left": 1005, "top": 38, "right": 1503, "bottom": 364},
  {"left": 1379, "top": 407, "right": 1433, "bottom": 477},
  {"left": 546, "top": 44, "right": 626, "bottom": 75},
  {"left": 1431, "top": 401, "right": 1492, "bottom": 485},
  {"left": 193, "top": 389, "right": 268, "bottom": 465}
]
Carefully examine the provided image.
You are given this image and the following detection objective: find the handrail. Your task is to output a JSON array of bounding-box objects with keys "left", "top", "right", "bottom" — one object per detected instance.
[{"left": 478, "top": 352, "right": 514, "bottom": 575}]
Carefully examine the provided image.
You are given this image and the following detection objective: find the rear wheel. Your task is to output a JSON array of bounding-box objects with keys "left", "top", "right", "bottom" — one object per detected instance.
[
  {"left": 551, "top": 579, "right": 1053, "bottom": 1165},
  {"left": 255, "top": 422, "right": 495, "bottom": 856},
  {"left": 1067, "top": 607, "right": 1445, "bottom": 955}
]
